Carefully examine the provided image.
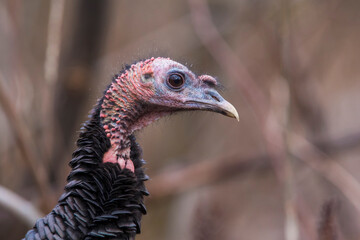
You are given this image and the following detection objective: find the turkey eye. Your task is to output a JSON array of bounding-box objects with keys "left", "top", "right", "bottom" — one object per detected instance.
[{"left": 167, "top": 73, "right": 185, "bottom": 89}]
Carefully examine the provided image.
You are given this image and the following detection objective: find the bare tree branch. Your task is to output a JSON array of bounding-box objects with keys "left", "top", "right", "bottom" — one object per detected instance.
[
  {"left": 41, "top": 0, "right": 65, "bottom": 180},
  {"left": 149, "top": 154, "right": 267, "bottom": 199},
  {"left": 0, "top": 185, "right": 43, "bottom": 227},
  {"left": 148, "top": 131, "right": 360, "bottom": 200},
  {"left": 289, "top": 133, "right": 360, "bottom": 214},
  {"left": 0, "top": 76, "right": 52, "bottom": 210},
  {"left": 44, "top": 0, "right": 65, "bottom": 84}
]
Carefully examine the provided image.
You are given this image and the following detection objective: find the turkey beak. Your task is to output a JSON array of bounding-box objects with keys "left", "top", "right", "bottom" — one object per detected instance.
[
  {"left": 185, "top": 89, "right": 239, "bottom": 121},
  {"left": 215, "top": 98, "right": 239, "bottom": 121}
]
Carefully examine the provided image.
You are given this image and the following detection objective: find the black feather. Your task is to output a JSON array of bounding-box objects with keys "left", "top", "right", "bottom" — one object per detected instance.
[{"left": 24, "top": 98, "right": 148, "bottom": 240}]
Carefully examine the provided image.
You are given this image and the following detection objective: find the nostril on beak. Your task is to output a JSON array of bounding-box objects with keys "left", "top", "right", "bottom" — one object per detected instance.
[
  {"left": 206, "top": 90, "right": 222, "bottom": 102},
  {"left": 211, "top": 95, "right": 220, "bottom": 102}
]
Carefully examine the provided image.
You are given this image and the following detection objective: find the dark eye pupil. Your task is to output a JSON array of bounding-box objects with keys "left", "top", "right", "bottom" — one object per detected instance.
[{"left": 168, "top": 73, "right": 184, "bottom": 89}]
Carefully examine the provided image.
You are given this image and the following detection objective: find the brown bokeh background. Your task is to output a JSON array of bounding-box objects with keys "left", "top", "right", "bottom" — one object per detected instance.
[{"left": 1, "top": 0, "right": 360, "bottom": 239}]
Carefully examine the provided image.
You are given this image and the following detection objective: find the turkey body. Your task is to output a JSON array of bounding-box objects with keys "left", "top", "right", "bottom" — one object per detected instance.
[
  {"left": 24, "top": 102, "right": 148, "bottom": 240},
  {"left": 23, "top": 57, "right": 238, "bottom": 240}
]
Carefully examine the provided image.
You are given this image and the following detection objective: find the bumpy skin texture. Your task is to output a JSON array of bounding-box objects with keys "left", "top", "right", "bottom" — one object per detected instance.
[{"left": 24, "top": 99, "right": 148, "bottom": 240}]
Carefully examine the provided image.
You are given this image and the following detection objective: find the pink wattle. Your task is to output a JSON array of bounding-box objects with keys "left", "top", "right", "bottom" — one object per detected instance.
[{"left": 103, "top": 145, "right": 135, "bottom": 173}]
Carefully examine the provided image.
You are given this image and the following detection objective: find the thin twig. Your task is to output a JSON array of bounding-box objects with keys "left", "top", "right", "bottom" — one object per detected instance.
[
  {"left": 289, "top": 133, "right": 360, "bottom": 214},
  {"left": 41, "top": 0, "right": 65, "bottom": 179},
  {"left": 148, "top": 131, "right": 360, "bottom": 199},
  {"left": 0, "top": 76, "right": 52, "bottom": 210},
  {"left": 269, "top": 78, "right": 300, "bottom": 240},
  {"left": 0, "top": 185, "right": 44, "bottom": 227},
  {"left": 44, "top": 0, "right": 65, "bottom": 84},
  {"left": 148, "top": 154, "right": 267, "bottom": 199}
]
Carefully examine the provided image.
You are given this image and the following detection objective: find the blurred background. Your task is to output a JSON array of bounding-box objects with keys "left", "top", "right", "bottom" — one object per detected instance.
[{"left": 1, "top": 0, "right": 360, "bottom": 239}]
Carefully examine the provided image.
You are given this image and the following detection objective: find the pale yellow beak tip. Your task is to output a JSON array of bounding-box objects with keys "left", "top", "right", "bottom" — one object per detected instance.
[
  {"left": 231, "top": 107, "right": 239, "bottom": 122},
  {"left": 222, "top": 101, "right": 239, "bottom": 122},
  {"left": 234, "top": 111, "right": 239, "bottom": 122}
]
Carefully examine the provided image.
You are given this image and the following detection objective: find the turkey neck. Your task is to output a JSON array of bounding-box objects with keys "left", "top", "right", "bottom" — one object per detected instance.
[
  {"left": 100, "top": 72, "right": 170, "bottom": 163},
  {"left": 100, "top": 82, "right": 145, "bottom": 161}
]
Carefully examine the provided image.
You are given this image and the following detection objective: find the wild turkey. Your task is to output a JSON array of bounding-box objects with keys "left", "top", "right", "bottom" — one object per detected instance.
[{"left": 23, "top": 57, "right": 238, "bottom": 240}]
